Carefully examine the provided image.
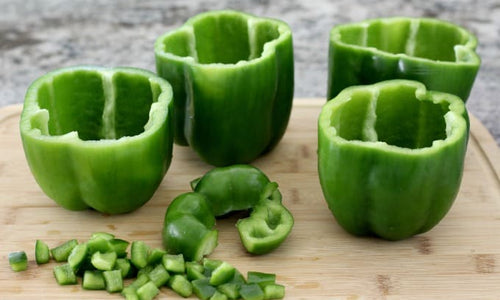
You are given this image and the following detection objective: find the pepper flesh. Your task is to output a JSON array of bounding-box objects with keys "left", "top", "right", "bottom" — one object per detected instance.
[
  {"left": 163, "top": 165, "right": 293, "bottom": 259},
  {"left": 20, "top": 66, "right": 174, "bottom": 214},
  {"left": 155, "top": 10, "right": 294, "bottom": 166},
  {"left": 318, "top": 80, "right": 469, "bottom": 240},
  {"left": 327, "top": 17, "right": 480, "bottom": 102}
]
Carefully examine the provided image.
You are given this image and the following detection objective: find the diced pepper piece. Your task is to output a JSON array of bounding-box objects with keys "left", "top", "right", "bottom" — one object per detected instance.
[
  {"left": 35, "top": 240, "right": 50, "bottom": 264},
  {"left": 131, "top": 241, "right": 150, "bottom": 269},
  {"left": 263, "top": 284, "right": 285, "bottom": 299},
  {"left": 147, "top": 263, "right": 170, "bottom": 287},
  {"left": 210, "top": 290, "right": 229, "bottom": 300},
  {"left": 82, "top": 270, "right": 106, "bottom": 290},
  {"left": 103, "top": 269, "right": 123, "bottom": 293},
  {"left": 115, "top": 258, "right": 133, "bottom": 278},
  {"left": 51, "top": 239, "right": 78, "bottom": 262},
  {"left": 239, "top": 284, "right": 265, "bottom": 300},
  {"left": 123, "top": 273, "right": 150, "bottom": 296},
  {"left": 122, "top": 287, "right": 140, "bottom": 300},
  {"left": 192, "top": 278, "right": 217, "bottom": 300},
  {"left": 137, "top": 265, "right": 155, "bottom": 278},
  {"left": 186, "top": 261, "right": 206, "bottom": 281},
  {"left": 209, "top": 261, "right": 236, "bottom": 286},
  {"left": 68, "top": 242, "right": 88, "bottom": 271},
  {"left": 247, "top": 271, "right": 276, "bottom": 288},
  {"left": 53, "top": 263, "right": 77, "bottom": 285},
  {"left": 137, "top": 281, "right": 160, "bottom": 300},
  {"left": 91, "top": 251, "right": 117, "bottom": 271},
  {"left": 162, "top": 253, "right": 185, "bottom": 273},
  {"left": 87, "top": 237, "right": 113, "bottom": 254},
  {"left": 110, "top": 239, "right": 130, "bottom": 258},
  {"left": 147, "top": 248, "right": 166, "bottom": 265},
  {"left": 8, "top": 251, "right": 28, "bottom": 272},
  {"left": 169, "top": 274, "right": 192, "bottom": 297},
  {"left": 91, "top": 232, "right": 115, "bottom": 240},
  {"left": 217, "top": 283, "right": 241, "bottom": 299}
]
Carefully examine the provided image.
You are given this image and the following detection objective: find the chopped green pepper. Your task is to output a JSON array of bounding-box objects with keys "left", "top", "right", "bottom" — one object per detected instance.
[
  {"left": 163, "top": 165, "right": 293, "bottom": 259},
  {"left": 155, "top": 10, "right": 294, "bottom": 166},
  {"left": 318, "top": 80, "right": 469, "bottom": 240},
  {"left": 20, "top": 66, "right": 174, "bottom": 214},
  {"left": 162, "top": 193, "right": 218, "bottom": 262},
  {"left": 35, "top": 240, "right": 50, "bottom": 264},
  {"left": 327, "top": 17, "right": 480, "bottom": 102},
  {"left": 8, "top": 251, "right": 28, "bottom": 272}
]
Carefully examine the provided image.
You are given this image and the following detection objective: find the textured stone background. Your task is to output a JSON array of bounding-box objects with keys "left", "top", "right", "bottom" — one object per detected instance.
[{"left": 1, "top": 0, "right": 498, "bottom": 145}]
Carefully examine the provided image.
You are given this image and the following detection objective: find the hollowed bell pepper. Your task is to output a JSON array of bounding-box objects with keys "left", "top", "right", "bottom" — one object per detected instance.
[
  {"left": 318, "top": 80, "right": 468, "bottom": 240},
  {"left": 327, "top": 17, "right": 480, "bottom": 101},
  {"left": 20, "top": 66, "right": 174, "bottom": 214},
  {"left": 155, "top": 10, "right": 294, "bottom": 166},
  {"left": 163, "top": 165, "right": 293, "bottom": 259}
]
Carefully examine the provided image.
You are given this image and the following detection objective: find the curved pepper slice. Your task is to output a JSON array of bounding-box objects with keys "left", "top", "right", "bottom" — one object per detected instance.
[
  {"left": 155, "top": 10, "right": 294, "bottom": 166},
  {"left": 327, "top": 17, "right": 480, "bottom": 101},
  {"left": 20, "top": 66, "right": 174, "bottom": 214},
  {"left": 236, "top": 182, "right": 294, "bottom": 255},
  {"left": 163, "top": 193, "right": 218, "bottom": 262},
  {"left": 318, "top": 80, "right": 468, "bottom": 240},
  {"left": 193, "top": 164, "right": 271, "bottom": 217},
  {"left": 163, "top": 166, "right": 293, "bottom": 259}
]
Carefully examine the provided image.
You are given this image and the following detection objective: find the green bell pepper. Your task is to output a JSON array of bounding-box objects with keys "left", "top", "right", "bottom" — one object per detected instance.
[
  {"left": 163, "top": 165, "right": 293, "bottom": 259},
  {"left": 192, "top": 164, "right": 271, "bottom": 217},
  {"left": 162, "top": 192, "right": 219, "bottom": 262},
  {"left": 318, "top": 80, "right": 469, "bottom": 240},
  {"left": 155, "top": 10, "right": 294, "bottom": 166},
  {"left": 20, "top": 66, "right": 174, "bottom": 214},
  {"left": 327, "top": 17, "right": 480, "bottom": 101}
]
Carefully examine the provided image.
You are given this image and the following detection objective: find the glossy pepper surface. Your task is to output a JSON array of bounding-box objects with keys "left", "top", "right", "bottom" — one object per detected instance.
[
  {"left": 327, "top": 17, "right": 480, "bottom": 101},
  {"left": 155, "top": 10, "right": 294, "bottom": 166},
  {"left": 163, "top": 165, "right": 293, "bottom": 258},
  {"left": 20, "top": 66, "right": 174, "bottom": 214},
  {"left": 318, "top": 80, "right": 469, "bottom": 240}
]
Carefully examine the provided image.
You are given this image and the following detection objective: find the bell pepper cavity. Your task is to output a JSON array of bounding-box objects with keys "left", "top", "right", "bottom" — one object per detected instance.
[
  {"left": 318, "top": 80, "right": 469, "bottom": 240},
  {"left": 328, "top": 17, "right": 480, "bottom": 101},
  {"left": 163, "top": 165, "right": 293, "bottom": 260},
  {"left": 155, "top": 10, "right": 294, "bottom": 166},
  {"left": 20, "top": 66, "right": 174, "bottom": 214}
]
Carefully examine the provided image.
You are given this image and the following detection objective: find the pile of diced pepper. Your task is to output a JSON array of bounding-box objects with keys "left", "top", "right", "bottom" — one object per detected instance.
[{"left": 9, "top": 232, "right": 285, "bottom": 300}]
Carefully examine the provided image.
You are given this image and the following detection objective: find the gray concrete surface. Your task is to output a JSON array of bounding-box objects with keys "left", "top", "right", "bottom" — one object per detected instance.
[{"left": 1, "top": 0, "right": 498, "bottom": 145}]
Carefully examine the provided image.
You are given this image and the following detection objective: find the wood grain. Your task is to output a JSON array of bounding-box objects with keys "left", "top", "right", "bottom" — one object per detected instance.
[{"left": 0, "top": 99, "right": 499, "bottom": 299}]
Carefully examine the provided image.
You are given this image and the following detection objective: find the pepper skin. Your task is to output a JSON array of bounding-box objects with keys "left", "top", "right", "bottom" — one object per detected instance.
[
  {"left": 318, "top": 80, "right": 469, "bottom": 240},
  {"left": 20, "top": 66, "right": 174, "bottom": 214},
  {"left": 236, "top": 182, "right": 294, "bottom": 254},
  {"left": 155, "top": 10, "right": 294, "bottom": 166},
  {"left": 163, "top": 165, "right": 293, "bottom": 258},
  {"left": 163, "top": 193, "right": 218, "bottom": 262},
  {"left": 327, "top": 17, "right": 480, "bottom": 101},
  {"left": 193, "top": 164, "right": 271, "bottom": 217}
]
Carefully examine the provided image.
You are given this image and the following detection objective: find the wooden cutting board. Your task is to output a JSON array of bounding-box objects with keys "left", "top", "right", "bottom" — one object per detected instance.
[{"left": 1, "top": 99, "right": 499, "bottom": 299}]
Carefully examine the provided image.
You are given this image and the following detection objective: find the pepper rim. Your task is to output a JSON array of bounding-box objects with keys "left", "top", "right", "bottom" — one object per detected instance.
[
  {"left": 330, "top": 17, "right": 480, "bottom": 66},
  {"left": 319, "top": 79, "right": 469, "bottom": 155},
  {"left": 154, "top": 10, "right": 292, "bottom": 69},
  {"left": 20, "top": 66, "right": 174, "bottom": 146}
]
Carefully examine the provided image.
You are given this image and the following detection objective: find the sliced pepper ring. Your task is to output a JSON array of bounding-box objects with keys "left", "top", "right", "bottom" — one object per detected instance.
[
  {"left": 327, "top": 17, "right": 480, "bottom": 101},
  {"left": 20, "top": 66, "right": 174, "bottom": 214},
  {"left": 318, "top": 80, "right": 469, "bottom": 240},
  {"left": 155, "top": 10, "right": 294, "bottom": 166}
]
